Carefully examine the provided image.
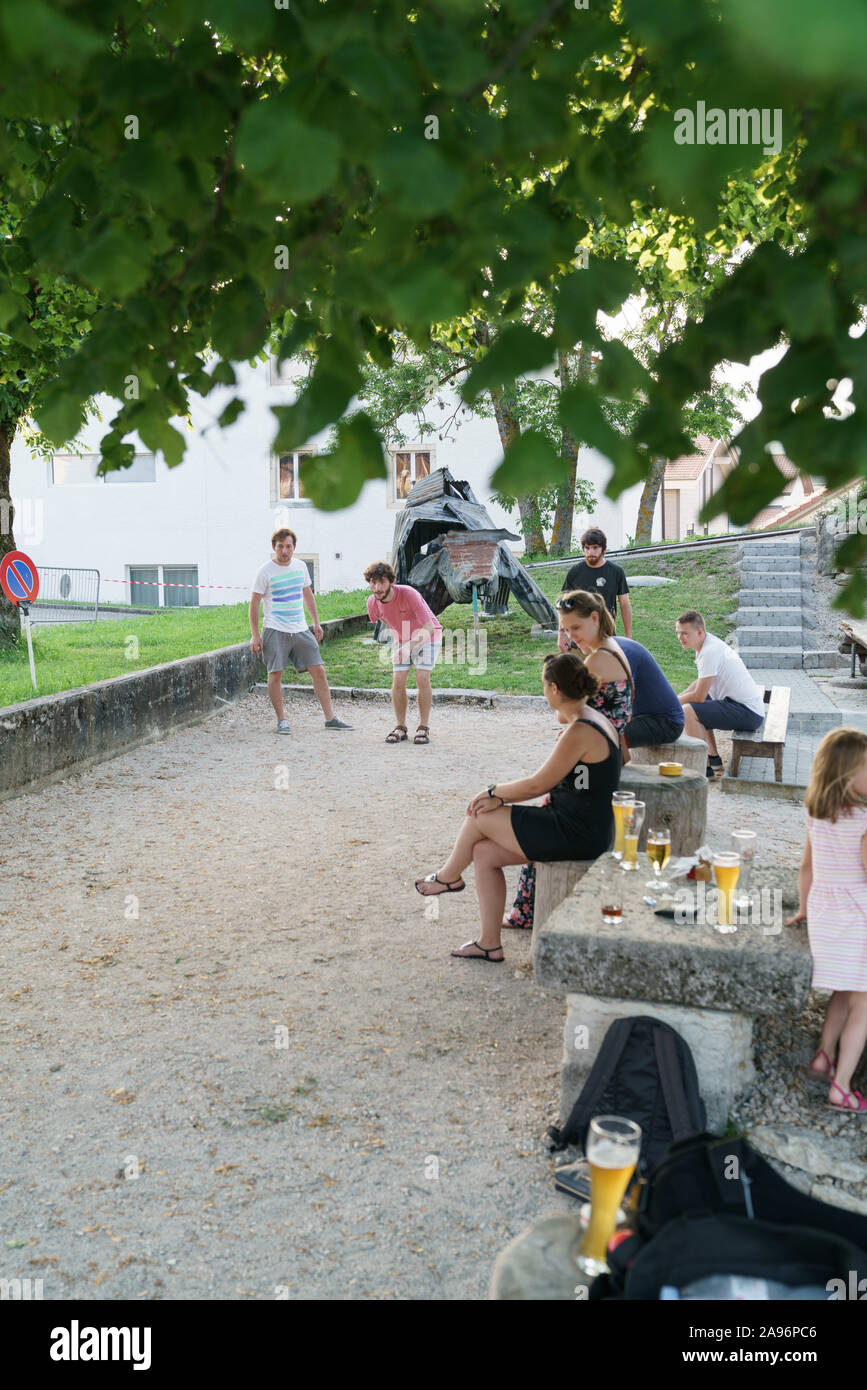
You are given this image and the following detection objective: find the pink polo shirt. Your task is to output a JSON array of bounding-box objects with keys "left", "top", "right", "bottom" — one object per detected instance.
[{"left": 367, "top": 585, "right": 442, "bottom": 646}]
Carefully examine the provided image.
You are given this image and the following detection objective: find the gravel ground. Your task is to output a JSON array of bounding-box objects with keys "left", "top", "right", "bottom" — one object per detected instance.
[{"left": 1, "top": 693, "right": 862, "bottom": 1302}]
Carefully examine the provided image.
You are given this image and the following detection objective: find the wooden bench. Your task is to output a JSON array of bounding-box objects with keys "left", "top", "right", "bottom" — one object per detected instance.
[
  {"left": 729, "top": 685, "right": 791, "bottom": 783},
  {"left": 839, "top": 619, "right": 867, "bottom": 678}
]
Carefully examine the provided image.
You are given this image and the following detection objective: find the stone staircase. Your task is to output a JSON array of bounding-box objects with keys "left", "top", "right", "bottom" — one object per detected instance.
[{"left": 733, "top": 535, "right": 808, "bottom": 671}]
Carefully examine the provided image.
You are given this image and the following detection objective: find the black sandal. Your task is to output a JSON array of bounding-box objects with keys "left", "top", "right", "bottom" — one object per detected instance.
[
  {"left": 385, "top": 725, "right": 408, "bottom": 743},
  {"left": 450, "top": 940, "right": 504, "bottom": 963},
  {"left": 414, "top": 725, "right": 430, "bottom": 744},
  {"left": 415, "top": 873, "right": 466, "bottom": 895}
]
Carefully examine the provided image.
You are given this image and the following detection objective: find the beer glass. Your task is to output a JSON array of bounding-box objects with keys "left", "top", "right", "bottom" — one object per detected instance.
[
  {"left": 620, "top": 800, "right": 645, "bottom": 871},
  {"left": 712, "top": 851, "right": 741, "bottom": 933},
  {"left": 611, "top": 791, "right": 635, "bottom": 859},
  {"left": 731, "top": 829, "right": 756, "bottom": 912},
  {"left": 645, "top": 827, "right": 672, "bottom": 891},
  {"left": 576, "top": 1116, "right": 642, "bottom": 1278}
]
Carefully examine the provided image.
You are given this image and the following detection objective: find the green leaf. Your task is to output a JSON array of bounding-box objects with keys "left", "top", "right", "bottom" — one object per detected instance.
[
  {"left": 137, "top": 414, "right": 185, "bottom": 468},
  {"left": 559, "top": 383, "right": 643, "bottom": 482},
  {"left": 236, "top": 100, "right": 340, "bottom": 203},
  {"left": 73, "top": 230, "right": 152, "bottom": 299},
  {"left": 0, "top": 1, "right": 103, "bottom": 65},
  {"left": 490, "top": 430, "right": 565, "bottom": 496},
  {"left": 554, "top": 260, "right": 637, "bottom": 346},
  {"left": 372, "top": 140, "right": 464, "bottom": 218},
  {"left": 297, "top": 414, "right": 386, "bottom": 509},
  {"left": 210, "top": 277, "right": 268, "bottom": 360},
  {"left": 210, "top": 361, "right": 237, "bottom": 387},
  {"left": 383, "top": 265, "right": 466, "bottom": 328},
  {"left": 217, "top": 397, "right": 245, "bottom": 428},
  {"left": 35, "top": 391, "right": 86, "bottom": 448},
  {"left": 461, "top": 326, "right": 555, "bottom": 405},
  {"left": 272, "top": 339, "right": 361, "bottom": 451}
]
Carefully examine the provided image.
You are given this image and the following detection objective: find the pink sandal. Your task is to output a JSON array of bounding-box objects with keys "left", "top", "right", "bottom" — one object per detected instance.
[
  {"left": 804, "top": 1048, "right": 836, "bottom": 1083},
  {"left": 827, "top": 1082, "right": 867, "bottom": 1113}
]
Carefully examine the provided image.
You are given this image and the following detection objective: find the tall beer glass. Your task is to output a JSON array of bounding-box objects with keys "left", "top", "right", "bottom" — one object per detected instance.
[
  {"left": 611, "top": 792, "right": 635, "bottom": 859},
  {"left": 712, "top": 851, "right": 741, "bottom": 933},
  {"left": 576, "top": 1116, "right": 642, "bottom": 1278},
  {"left": 620, "top": 800, "right": 645, "bottom": 871}
]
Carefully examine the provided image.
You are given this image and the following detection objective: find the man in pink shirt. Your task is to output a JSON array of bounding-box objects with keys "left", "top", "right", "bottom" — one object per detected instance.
[{"left": 365, "top": 560, "right": 443, "bottom": 744}]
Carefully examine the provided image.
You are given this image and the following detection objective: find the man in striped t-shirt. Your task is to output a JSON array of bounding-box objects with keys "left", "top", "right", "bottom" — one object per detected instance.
[{"left": 250, "top": 528, "right": 352, "bottom": 735}]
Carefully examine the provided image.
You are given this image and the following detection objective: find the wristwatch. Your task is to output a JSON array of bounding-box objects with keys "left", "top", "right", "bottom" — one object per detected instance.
[{"left": 487, "top": 783, "right": 497, "bottom": 798}]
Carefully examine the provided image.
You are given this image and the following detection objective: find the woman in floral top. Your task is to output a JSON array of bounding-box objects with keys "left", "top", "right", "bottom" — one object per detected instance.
[{"left": 504, "top": 589, "right": 633, "bottom": 930}]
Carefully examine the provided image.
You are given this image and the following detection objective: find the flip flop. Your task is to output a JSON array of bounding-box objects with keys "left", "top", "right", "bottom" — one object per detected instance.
[
  {"left": 450, "top": 940, "right": 505, "bottom": 962},
  {"left": 415, "top": 873, "right": 466, "bottom": 895}
]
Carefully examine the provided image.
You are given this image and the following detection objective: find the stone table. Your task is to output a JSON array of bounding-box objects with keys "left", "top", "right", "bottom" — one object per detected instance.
[{"left": 534, "top": 858, "right": 809, "bottom": 1132}]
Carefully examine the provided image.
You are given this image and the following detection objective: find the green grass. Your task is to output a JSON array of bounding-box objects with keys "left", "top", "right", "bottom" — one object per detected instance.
[
  {"left": 0, "top": 589, "right": 369, "bottom": 707},
  {"left": 0, "top": 549, "right": 739, "bottom": 706},
  {"left": 281, "top": 545, "right": 739, "bottom": 696}
]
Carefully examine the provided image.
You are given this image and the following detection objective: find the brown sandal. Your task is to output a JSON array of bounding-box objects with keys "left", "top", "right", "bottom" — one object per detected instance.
[
  {"left": 385, "top": 725, "right": 408, "bottom": 743},
  {"left": 414, "top": 725, "right": 430, "bottom": 744}
]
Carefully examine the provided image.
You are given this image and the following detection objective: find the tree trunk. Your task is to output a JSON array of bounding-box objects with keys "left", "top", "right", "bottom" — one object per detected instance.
[
  {"left": 488, "top": 383, "right": 547, "bottom": 555},
  {"left": 473, "top": 315, "right": 547, "bottom": 555},
  {"left": 0, "top": 419, "right": 21, "bottom": 648},
  {"left": 550, "top": 345, "right": 592, "bottom": 556},
  {"left": 634, "top": 455, "right": 668, "bottom": 546}
]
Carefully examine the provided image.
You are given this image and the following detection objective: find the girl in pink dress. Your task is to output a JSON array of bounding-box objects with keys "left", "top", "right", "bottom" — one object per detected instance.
[{"left": 786, "top": 728, "right": 867, "bottom": 1113}]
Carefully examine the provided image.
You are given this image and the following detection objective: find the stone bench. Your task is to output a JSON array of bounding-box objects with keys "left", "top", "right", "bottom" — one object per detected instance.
[
  {"left": 629, "top": 732, "right": 707, "bottom": 775},
  {"left": 530, "top": 764, "right": 707, "bottom": 953},
  {"left": 533, "top": 862, "right": 808, "bottom": 1132}
]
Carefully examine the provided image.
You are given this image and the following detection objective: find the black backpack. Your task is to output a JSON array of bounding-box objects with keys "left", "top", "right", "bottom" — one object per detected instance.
[
  {"left": 593, "top": 1131, "right": 867, "bottom": 1300},
  {"left": 548, "top": 1016, "right": 707, "bottom": 1173}
]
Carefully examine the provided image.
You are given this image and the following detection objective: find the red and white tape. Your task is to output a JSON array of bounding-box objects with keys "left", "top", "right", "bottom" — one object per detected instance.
[{"left": 100, "top": 577, "right": 249, "bottom": 591}]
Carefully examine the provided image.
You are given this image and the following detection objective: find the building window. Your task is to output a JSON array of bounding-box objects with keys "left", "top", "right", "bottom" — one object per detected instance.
[
  {"left": 391, "top": 448, "right": 432, "bottom": 503},
  {"left": 296, "top": 554, "right": 319, "bottom": 590},
  {"left": 51, "top": 453, "right": 156, "bottom": 485},
  {"left": 129, "top": 566, "right": 160, "bottom": 607},
  {"left": 163, "top": 566, "right": 200, "bottom": 608},
  {"left": 127, "top": 564, "right": 199, "bottom": 608},
  {"left": 271, "top": 450, "right": 312, "bottom": 504}
]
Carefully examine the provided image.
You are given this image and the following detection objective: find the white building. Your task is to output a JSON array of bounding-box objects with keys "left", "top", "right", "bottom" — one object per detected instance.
[{"left": 9, "top": 358, "right": 648, "bottom": 604}]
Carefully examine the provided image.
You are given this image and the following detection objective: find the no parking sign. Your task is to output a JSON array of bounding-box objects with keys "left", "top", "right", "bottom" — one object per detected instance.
[{"left": 1, "top": 549, "right": 39, "bottom": 690}]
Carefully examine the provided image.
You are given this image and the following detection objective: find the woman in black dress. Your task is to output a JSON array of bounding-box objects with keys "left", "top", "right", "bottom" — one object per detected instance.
[{"left": 415, "top": 651, "right": 621, "bottom": 962}]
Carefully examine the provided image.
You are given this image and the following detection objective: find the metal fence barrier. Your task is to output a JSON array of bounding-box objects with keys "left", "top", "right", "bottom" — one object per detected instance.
[{"left": 30, "top": 567, "right": 100, "bottom": 625}]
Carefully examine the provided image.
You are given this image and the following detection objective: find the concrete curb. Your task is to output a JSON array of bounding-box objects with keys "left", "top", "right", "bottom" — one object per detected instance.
[{"left": 257, "top": 683, "right": 550, "bottom": 711}]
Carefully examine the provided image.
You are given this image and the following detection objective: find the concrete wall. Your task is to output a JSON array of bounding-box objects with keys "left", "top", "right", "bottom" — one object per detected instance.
[{"left": 0, "top": 614, "right": 368, "bottom": 803}]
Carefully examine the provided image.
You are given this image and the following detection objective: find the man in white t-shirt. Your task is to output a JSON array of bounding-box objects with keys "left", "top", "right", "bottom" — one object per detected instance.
[
  {"left": 249, "top": 527, "right": 352, "bottom": 734},
  {"left": 675, "top": 610, "right": 765, "bottom": 779}
]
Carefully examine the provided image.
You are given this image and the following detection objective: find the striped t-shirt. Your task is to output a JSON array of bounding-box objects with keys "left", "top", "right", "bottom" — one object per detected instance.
[{"left": 252, "top": 557, "right": 310, "bottom": 633}]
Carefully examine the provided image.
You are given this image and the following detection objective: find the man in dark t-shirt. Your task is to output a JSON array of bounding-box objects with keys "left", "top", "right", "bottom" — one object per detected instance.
[{"left": 562, "top": 527, "right": 632, "bottom": 636}]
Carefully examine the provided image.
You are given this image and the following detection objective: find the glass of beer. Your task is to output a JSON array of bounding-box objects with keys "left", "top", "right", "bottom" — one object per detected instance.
[
  {"left": 645, "top": 827, "right": 672, "bottom": 890},
  {"left": 712, "top": 851, "right": 741, "bottom": 932},
  {"left": 611, "top": 792, "right": 635, "bottom": 859},
  {"left": 576, "top": 1116, "right": 642, "bottom": 1278},
  {"left": 620, "top": 800, "right": 645, "bottom": 870}
]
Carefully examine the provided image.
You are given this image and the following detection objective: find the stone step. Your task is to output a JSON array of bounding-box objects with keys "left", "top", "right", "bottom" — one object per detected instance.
[
  {"left": 739, "top": 588, "right": 803, "bottom": 608},
  {"left": 740, "top": 647, "right": 804, "bottom": 668},
  {"left": 741, "top": 540, "right": 801, "bottom": 556},
  {"left": 735, "top": 625, "right": 802, "bottom": 647},
  {"left": 736, "top": 607, "right": 804, "bottom": 627},
  {"left": 740, "top": 555, "right": 803, "bottom": 573},
  {"left": 739, "top": 571, "right": 805, "bottom": 590}
]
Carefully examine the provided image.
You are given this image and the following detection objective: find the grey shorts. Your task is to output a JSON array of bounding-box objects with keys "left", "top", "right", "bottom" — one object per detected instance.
[{"left": 262, "top": 627, "right": 322, "bottom": 673}]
